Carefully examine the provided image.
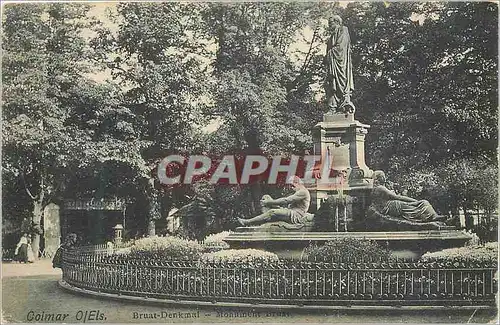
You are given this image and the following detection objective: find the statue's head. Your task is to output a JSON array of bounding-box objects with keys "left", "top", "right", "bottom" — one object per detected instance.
[
  {"left": 328, "top": 15, "right": 343, "bottom": 28},
  {"left": 67, "top": 233, "right": 78, "bottom": 244},
  {"left": 373, "top": 170, "right": 386, "bottom": 186},
  {"left": 287, "top": 175, "right": 304, "bottom": 189}
]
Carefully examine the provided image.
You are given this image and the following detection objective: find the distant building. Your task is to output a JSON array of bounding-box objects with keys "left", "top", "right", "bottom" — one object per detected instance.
[{"left": 41, "top": 198, "right": 128, "bottom": 256}]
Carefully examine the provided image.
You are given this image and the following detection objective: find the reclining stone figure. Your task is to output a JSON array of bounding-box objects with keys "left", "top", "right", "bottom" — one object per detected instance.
[
  {"left": 238, "top": 176, "right": 314, "bottom": 228},
  {"left": 366, "top": 170, "right": 453, "bottom": 230}
]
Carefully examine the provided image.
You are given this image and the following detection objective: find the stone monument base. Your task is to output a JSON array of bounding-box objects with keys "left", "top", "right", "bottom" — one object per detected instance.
[
  {"left": 225, "top": 228, "right": 472, "bottom": 259},
  {"left": 237, "top": 221, "right": 315, "bottom": 232}
]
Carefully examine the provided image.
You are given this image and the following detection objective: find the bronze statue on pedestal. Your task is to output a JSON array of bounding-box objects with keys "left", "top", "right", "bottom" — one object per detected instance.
[{"left": 325, "top": 15, "right": 355, "bottom": 114}]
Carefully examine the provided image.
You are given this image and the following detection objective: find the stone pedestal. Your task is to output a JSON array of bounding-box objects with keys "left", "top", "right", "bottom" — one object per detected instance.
[
  {"left": 228, "top": 112, "right": 472, "bottom": 258},
  {"left": 43, "top": 203, "right": 61, "bottom": 257},
  {"left": 225, "top": 228, "right": 472, "bottom": 259},
  {"left": 310, "top": 113, "right": 373, "bottom": 227}
]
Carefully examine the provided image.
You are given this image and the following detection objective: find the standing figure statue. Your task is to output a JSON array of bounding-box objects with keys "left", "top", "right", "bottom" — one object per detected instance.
[{"left": 325, "top": 15, "right": 355, "bottom": 114}]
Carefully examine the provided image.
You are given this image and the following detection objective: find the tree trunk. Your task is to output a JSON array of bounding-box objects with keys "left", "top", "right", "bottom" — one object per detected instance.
[
  {"left": 146, "top": 181, "right": 160, "bottom": 236},
  {"left": 245, "top": 131, "right": 263, "bottom": 213},
  {"left": 147, "top": 218, "right": 156, "bottom": 236},
  {"left": 31, "top": 198, "right": 44, "bottom": 260},
  {"left": 21, "top": 172, "right": 45, "bottom": 259},
  {"left": 464, "top": 206, "right": 473, "bottom": 230},
  {"left": 249, "top": 182, "right": 262, "bottom": 214}
]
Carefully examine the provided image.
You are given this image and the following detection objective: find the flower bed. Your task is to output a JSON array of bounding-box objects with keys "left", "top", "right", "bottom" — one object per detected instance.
[
  {"left": 420, "top": 242, "right": 498, "bottom": 263},
  {"left": 199, "top": 249, "right": 279, "bottom": 268},
  {"left": 304, "top": 238, "right": 392, "bottom": 261},
  {"left": 128, "top": 236, "right": 203, "bottom": 260},
  {"left": 202, "top": 231, "right": 231, "bottom": 252}
]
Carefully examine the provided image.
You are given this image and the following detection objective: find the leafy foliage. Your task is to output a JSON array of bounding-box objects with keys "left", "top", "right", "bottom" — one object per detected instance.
[
  {"left": 342, "top": 2, "right": 497, "bottom": 214},
  {"left": 199, "top": 248, "right": 279, "bottom": 267},
  {"left": 199, "top": 3, "right": 333, "bottom": 213},
  {"left": 129, "top": 235, "right": 203, "bottom": 260},
  {"left": 304, "top": 238, "right": 392, "bottom": 262},
  {"left": 202, "top": 231, "right": 231, "bottom": 252},
  {"left": 420, "top": 241, "right": 498, "bottom": 263},
  {"left": 2, "top": 3, "right": 110, "bottom": 254},
  {"left": 401, "top": 158, "right": 498, "bottom": 216},
  {"left": 345, "top": 2, "right": 497, "bottom": 166},
  {"left": 93, "top": 3, "right": 209, "bottom": 230}
]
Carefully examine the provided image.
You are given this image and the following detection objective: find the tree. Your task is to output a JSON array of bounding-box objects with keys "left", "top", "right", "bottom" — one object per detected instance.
[
  {"left": 93, "top": 3, "right": 208, "bottom": 234},
  {"left": 201, "top": 3, "right": 336, "bottom": 213},
  {"left": 3, "top": 3, "right": 146, "bottom": 252},
  {"left": 2, "top": 3, "right": 105, "bottom": 256},
  {"left": 339, "top": 2, "right": 497, "bottom": 214},
  {"left": 342, "top": 2, "right": 497, "bottom": 167},
  {"left": 428, "top": 158, "right": 497, "bottom": 218}
]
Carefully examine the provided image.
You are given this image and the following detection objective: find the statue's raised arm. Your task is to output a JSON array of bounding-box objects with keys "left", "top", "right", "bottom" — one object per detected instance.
[{"left": 325, "top": 15, "right": 355, "bottom": 114}]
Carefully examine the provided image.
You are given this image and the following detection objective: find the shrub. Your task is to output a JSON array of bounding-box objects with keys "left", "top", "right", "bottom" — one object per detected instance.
[
  {"left": 202, "top": 231, "right": 231, "bottom": 252},
  {"left": 129, "top": 236, "right": 203, "bottom": 260},
  {"left": 304, "top": 238, "right": 392, "bottom": 262},
  {"left": 465, "top": 231, "right": 481, "bottom": 246},
  {"left": 114, "top": 247, "right": 132, "bottom": 255},
  {"left": 199, "top": 249, "right": 279, "bottom": 267},
  {"left": 420, "top": 241, "right": 498, "bottom": 263}
]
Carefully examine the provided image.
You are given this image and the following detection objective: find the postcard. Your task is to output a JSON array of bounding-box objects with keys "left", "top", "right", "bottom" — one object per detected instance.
[{"left": 2, "top": 1, "right": 498, "bottom": 323}]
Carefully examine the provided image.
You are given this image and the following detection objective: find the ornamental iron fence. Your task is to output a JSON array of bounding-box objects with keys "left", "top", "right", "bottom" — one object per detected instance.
[{"left": 61, "top": 246, "right": 497, "bottom": 307}]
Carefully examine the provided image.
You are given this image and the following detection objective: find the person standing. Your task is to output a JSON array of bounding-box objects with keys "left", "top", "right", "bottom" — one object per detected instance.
[
  {"left": 26, "top": 237, "right": 35, "bottom": 263},
  {"left": 14, "top": 233, "right": 29, "bottom": 263},
  {"left": 52, "top": 233, "right": 77, "bottom": 268}
]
